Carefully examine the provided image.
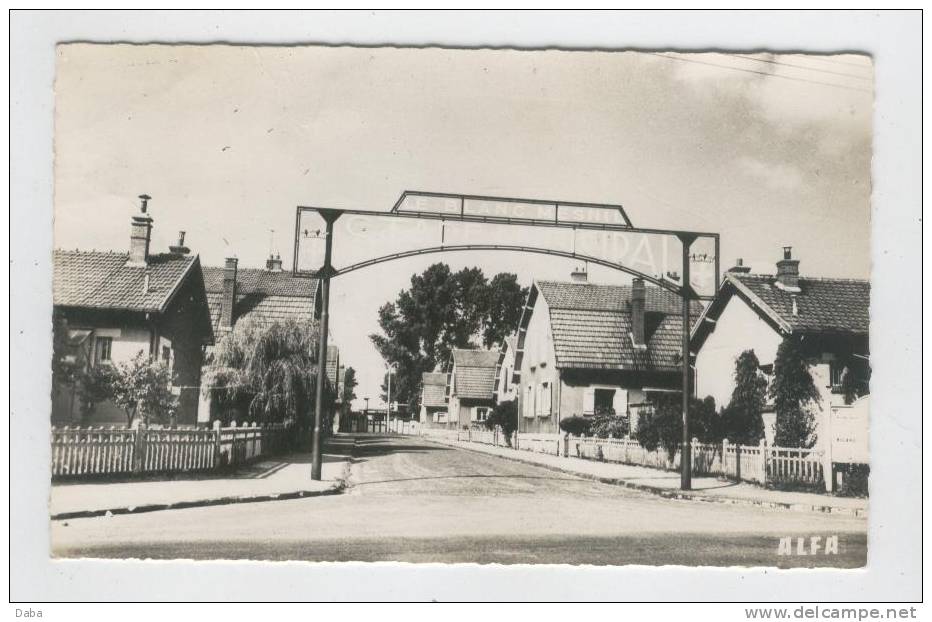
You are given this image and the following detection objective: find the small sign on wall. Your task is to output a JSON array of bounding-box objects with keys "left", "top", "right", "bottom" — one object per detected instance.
[{"left": 829, "top": 396, "right": 869, "bottom": 464}]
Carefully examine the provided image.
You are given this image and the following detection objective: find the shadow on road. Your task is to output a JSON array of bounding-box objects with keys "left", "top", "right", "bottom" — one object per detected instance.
[{"left": 352, "top": 473, "right": 579, "bottom": 486}]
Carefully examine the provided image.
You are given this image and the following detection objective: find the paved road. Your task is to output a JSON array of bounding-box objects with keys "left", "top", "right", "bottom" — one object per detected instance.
[{"left": 51, "top": 435, "right": 866, "bottom": 567}]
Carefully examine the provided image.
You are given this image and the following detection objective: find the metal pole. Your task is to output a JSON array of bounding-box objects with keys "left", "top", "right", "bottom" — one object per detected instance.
[
  {"left": 679, "top": 234, "right": 695, "bottom": 490},
  {"left": 311, "top": 213, "right": 337, "bottom": 481},
  {"left": 387, "top": 368, "right": 392, "bottom": 435}
]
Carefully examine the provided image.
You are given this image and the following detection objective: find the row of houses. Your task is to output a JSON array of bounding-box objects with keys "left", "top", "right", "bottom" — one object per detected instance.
[
  {"left": 52, "top": 195, "right": 346, "bottom": 427},
  {"left": 419, "top": 250, "right": 870, "bottom": 447}
]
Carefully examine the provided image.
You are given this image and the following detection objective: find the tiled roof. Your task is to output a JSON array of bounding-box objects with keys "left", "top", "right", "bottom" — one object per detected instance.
[
  {"left": 533, "top": 280, "right": 703, "bottom": 372},
  {"left": 53, "top": 250, "right": 197, "bottom": 313},
  {"left": 451, "top": 349, "right": 500, "bottom": 400},
  {"left": 421, "top": 372, "right": 448, "bottom": 408},
  {"left": 452, "top": 349, "right": 501, "bottom": 368},
  {"left": 730, "top": 273, "right": 870, "bottom": 334},
  {"left": 537, "top": 280, "right": 689, "bottom": 314},
  {"left": 202, "top": 266, "right": 319, "bottom": 332}
]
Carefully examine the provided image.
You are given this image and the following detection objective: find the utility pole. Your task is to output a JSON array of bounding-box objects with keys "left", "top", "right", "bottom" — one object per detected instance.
[
  {"left": 678, "top": 233, "right": 696, "bottom": 491},
  {"left": 386, "top": 362, "right": 397, "bottom": 434},
  {"left": 310, "top": 210, "right": 340, "bottom": 481}
]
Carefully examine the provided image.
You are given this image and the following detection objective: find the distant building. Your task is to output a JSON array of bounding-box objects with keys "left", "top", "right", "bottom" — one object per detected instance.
[
  {"left": 447, "top": 349, "right": 501, "bottom": 429},
  {"left": 419, "top": 371, "right": 450, "bottom": 428},
  {"left": 52, "top": 196, "right": 214, "bottom": 425},
  {"left": 495, "top": 334, "right": 519, "bottom": 404},
  {"left": 513, "top": 270, "right": 703, "bottom": 435},
  {"left": 691, "top": 248, "right": 870, "bottom": 445}
]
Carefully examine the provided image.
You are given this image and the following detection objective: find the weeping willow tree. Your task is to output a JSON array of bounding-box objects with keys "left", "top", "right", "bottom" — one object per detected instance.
[{"left": 207, "top": 319, "right": 334, "bottom": 427}]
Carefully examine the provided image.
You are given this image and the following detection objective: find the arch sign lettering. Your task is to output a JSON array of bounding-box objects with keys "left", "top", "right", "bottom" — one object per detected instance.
[
  {"left": 294, "top": 191, "right": 719, "bottom": 300},
  {"left": 293, "top": 191, "right": 719, "bottom": 489}
]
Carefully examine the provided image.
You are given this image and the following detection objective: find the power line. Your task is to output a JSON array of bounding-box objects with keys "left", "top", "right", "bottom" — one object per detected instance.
[
  {"left": 645, "top": 52, "right": 873, "bottom": 94},
  {"left": 724, "top": 53, "right": 873, "bottom": 82}
]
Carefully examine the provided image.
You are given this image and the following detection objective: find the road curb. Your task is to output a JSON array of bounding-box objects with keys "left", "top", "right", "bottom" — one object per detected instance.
[
  {"left": 425, "top": 437, "right": 867, "bottom": 518},
  {"left": 51, "top": 482, "right": 346, "bottom": 521}
]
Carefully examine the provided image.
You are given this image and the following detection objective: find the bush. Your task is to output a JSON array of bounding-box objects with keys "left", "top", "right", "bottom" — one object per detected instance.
[
  {"left": 559, "top": 415, "right": 591, "bottom": 437},
  {"left": 590, "top": 414, "right": 629, "bottom": 439},
  {"left": 634, "top": 393, "right": 721, "bottom": 458}
]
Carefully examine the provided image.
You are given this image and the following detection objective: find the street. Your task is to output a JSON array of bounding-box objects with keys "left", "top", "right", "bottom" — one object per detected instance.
[{"left": 51, "top": 435, "right": 867, "bottom": 567}]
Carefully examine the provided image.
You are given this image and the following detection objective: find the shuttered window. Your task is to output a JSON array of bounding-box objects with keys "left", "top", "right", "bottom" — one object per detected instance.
[{"left": 582, "top": 387, "right": 595, "bottom": 416}]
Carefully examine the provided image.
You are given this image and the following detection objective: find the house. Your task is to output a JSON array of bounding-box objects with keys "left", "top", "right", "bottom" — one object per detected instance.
[
  {"left": 691, "top": 248, "right": 870, "bottom": 445},
  {"left": 419, "top": 371, "right": 450, "bottom": 428},
  {"left": 494, "top": 334, "right": 519, "bottom": 404},
  {"left": 447, "top": 349, "right": 501, "bottom": 428},
  {"left": 198, "top": 254, "right": 322, "bottom": 423},
  {"left": 513, "top": 269, "right": 704, "bottom": 434},
  {"left": 52, "top": 195, "right": 214, "bottom": 425}
]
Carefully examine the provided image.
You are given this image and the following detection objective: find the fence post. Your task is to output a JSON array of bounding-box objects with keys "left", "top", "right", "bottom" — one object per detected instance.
[
  {"left": 759, "top": 438, "right": 768, "bottom": 486},
  {"left": 722, "top": 438, "right": 730, "bottom": 478},
  {"left": 212, "top": 420, "right": 221, "bottom": 468},
  {"left": 132, "top": 423, "right": 148, "bottom": 474},
  {"left": 563, "top": 434, "right": 569, "bottom": 458}
]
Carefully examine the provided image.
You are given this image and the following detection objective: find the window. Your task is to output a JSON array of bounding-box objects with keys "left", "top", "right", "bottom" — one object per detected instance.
[
  {"left": 537, "top": 382, "right": 552, "bottom": 416},
  {"left": 161, "top": 346, "right": 171, "bottom": 365},
  {"left": 476, "top": 408, "right": 489, "bottom": 422},
  {"left": 830, "top": 362, "right": 845, "bottom": 392},
  {"left": 94, "top": 337, "right": 112, "bottom": 364},
  {"left": 594, "top": 388, "right": 615, "bottom": 416}
]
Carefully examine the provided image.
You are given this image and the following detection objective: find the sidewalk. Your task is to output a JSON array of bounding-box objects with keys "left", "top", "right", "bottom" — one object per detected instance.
[
  {"left": 427, "top": 436, "right": 868, "bottom": 518},
  {"left": 50, "top": 436, "right": 356, "bottom": 519}
]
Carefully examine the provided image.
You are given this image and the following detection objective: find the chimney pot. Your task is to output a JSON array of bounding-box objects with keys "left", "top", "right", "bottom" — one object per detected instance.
[
  {"left": 128, "top": 195, "right": 154, "bottom": 266},
  {"left": 169, "top": 230, "right": 190, "bottom": 256},
  {"left": 631, "top": 278, "right": 646, "bottom": 347},
  {"left": 570, "top": 266, "right": 588, "bottom": 282},
  {"left": 266, "top": 253, "right": 283, "bottom": 272},
  {"left": 727, "top": 257, "right": 751, "bottom": 274},
  {"left": 220, "top": 257, "right": 238, "bottom": 328},
  {"left": 776, "top": 248, "right": 801, "bottom": 291}
]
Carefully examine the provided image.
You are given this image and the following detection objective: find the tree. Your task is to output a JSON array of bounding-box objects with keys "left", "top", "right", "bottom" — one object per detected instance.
[
  {"left": 208, "top": 319, "right": 329, "bottom": 427},
  {"left": 484, "top": 399, "right": 518, "bottom": 446},
  {"left": 770, "top": 337, "right": 821, "bottom": 448},
  {"left": 481, "top": 273, "right": 528, "bottom": 349},
  {"left": 635, "top": 393, "right": 720, "bottom": 459},
  {"left": 76, "top": 364, "right": 115, "bottom": 425},
  {"left": 370, "top": 262, "right": 528, "bottom": 411},
  {"left": 109, "top": 351, "right": 178, "bottom": 427},
  {"left": 721, "top": 350, "right": 767, "bottom": 444},
  {"left": 341, "top": 367, "right": 358, "bottom": 410}
]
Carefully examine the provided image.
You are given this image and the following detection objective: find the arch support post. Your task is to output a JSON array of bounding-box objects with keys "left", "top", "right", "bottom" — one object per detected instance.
[
  {"left": 311, "top": 209, "right": 340, "bottom": 481},
  {"left": 678, "top": 233, "right": 697, "bottom": 491}
]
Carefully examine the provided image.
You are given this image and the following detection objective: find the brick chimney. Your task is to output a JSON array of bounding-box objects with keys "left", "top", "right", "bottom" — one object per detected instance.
[
  {"left": 128, "top": 194, "right": 153, "bottom": 266},
  {"left": 220, "top": 257, "right": 238, "bottom": 328},
  {"left": 630, "top": 278, "right": 646, "bottom": 348},
  {"left": 169, "top": 231, "right": 190, "bottom": 256},
  {"left": 265, "top": 253, "right": 283, "bottom": 272},
  {"left": 570, "top": 266, "right": 588, "bottom": 282},
  {"left": 775, "top": 246, "right": 801, "bottom": 292},
  {"left": 727, "top": 258, "right": 751, "bottom": 274}
]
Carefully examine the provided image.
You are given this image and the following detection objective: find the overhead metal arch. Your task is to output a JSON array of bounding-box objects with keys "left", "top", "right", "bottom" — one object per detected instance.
[
  {"left": 327, "top": 243, "right": 688, "bottom": 298},
  {"left": 295, "top": 193, "right": 719, "bottom": 491}
]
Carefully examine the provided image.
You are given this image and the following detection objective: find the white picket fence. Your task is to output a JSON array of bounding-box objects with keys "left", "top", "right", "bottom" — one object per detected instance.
[
  {"left": 417, "top": 426, "right": 825, "bottom": 489},
  {"left": 50, "top": 421, "right": 294, "bottom": 478}
]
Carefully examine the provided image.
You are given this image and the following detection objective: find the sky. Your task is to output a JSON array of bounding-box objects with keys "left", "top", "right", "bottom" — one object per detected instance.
[{"left": 54, "top": 45, "right": 873, "bottom": 409}]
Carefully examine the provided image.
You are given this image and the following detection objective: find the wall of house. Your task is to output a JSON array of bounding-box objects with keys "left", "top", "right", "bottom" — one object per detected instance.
[
  {"left": 694, "top": 296, "right": 784, "bottom": 407},
  {"left": 517, "top": 296, "right": 560, "bottom": 433},
  {"left": 51, "top": 322, "right": 153, "bottom": 425},
  {"left": 497, "top": 347, "right": 517, "bottom": 403}
]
